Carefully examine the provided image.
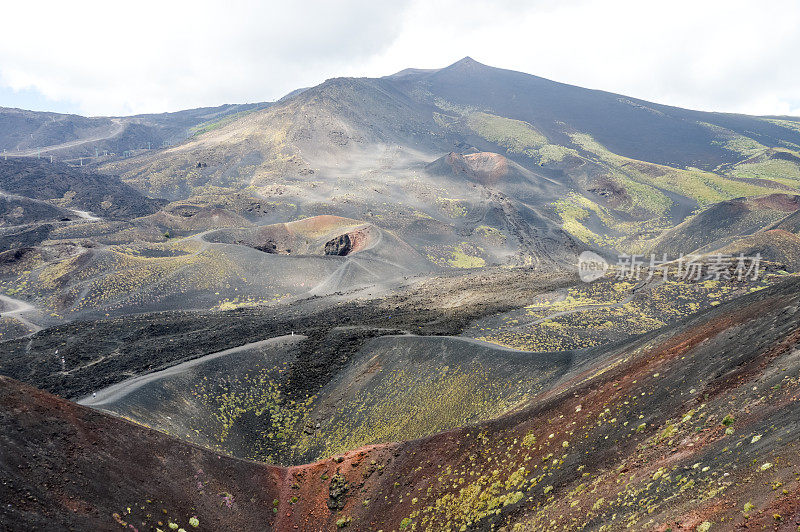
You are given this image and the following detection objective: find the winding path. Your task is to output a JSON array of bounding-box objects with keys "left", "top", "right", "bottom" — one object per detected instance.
[
  {"left": 78, "top": 334, "right": 307, "bottom": 406},
  {"left": 70, "top": 209, "right": 102, "bottom": 221},
  {"left": 516, "top": 292, "right": 637, "bottom": 329},
  {"left": 0, "top": 190, "right": 103, "bottom": 222}
]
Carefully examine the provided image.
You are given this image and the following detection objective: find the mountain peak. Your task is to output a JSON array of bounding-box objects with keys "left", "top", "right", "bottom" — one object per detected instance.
[
  {"left": 451, "top": 56, "right": 484, "bottom": 68},
  {"left": 437, "top": 56, "right": 494, "bottom": 77},
  {"left": 385, "top": 57, "right": 486, "bottom": 80}
]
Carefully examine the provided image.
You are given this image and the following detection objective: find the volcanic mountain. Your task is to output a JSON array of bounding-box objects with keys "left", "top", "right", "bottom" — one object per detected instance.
[
  {"left": 97, "top": 57, "right": 800, "bottom": 257},
  {"left": 2, "top": 58, "right": 800, "bottom": 532}
]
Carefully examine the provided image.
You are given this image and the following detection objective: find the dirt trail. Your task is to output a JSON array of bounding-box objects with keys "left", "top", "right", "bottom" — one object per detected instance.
[
  {"left": 70, "top": 209, "right": 101, "bottom": 221},
  {"left": 521, "top": 292, "right": 636, "bottom": 328},
  {"left": 78, "top": 334, "right": 307, "bottom": 406},
  {"left": 0, "top": 190, "right": 103, "bottom": 222}
]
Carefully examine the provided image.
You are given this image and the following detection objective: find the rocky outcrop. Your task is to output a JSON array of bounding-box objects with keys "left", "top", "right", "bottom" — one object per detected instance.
[
  {"left": 327, "top": 472, "right": 349, "bottom": 510},
  {"left": 324, "top": 233, "right": 352, "bottom": 256}
]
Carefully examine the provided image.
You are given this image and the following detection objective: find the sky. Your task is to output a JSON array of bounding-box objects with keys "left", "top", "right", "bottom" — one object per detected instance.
[{"left": 0, "top": 0, "right": 798, "bottom": 117}]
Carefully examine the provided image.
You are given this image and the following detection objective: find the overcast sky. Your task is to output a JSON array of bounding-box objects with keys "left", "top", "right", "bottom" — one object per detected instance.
[{"left": 1, "top": 0, "right": 798, "bottom": 117}]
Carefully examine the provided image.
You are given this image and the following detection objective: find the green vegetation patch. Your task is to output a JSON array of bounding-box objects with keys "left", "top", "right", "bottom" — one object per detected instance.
[
  {"left": 467, "top": 112, "right": 548, "bottom": 152},
  {"left": 699, "top": 122, "right": 767, "bottom": 157},
  {"left": 427, "top": 243, "right": 487, "bottom": 269},
  {"left": 571, "top": 132, "right": 794, "bottom": 211},
  {"left": 467, "top": 275, "right": 775, "bottom": 352},
  {"left": 730, "top": 155, "right": 800, "bottom": 183},
  {"left": 466, "top": 111, "right": 577, "bottom": 163},
  {"left": 190, "top": 106, "right": 266, "bottom": 137}
]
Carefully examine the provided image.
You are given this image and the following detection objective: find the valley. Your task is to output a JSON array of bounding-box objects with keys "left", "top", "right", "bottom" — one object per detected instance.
[{"left": 1, "top": 57, "right": 800, "bottom": 531}]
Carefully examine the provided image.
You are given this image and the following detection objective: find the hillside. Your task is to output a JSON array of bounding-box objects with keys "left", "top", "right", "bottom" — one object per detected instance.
[
  {"left": 4, "top": 56, "right": 800, "bottom": 532},
  {"left": 2, "top": 58, "right": 799, "bottom": 270},
  {"left": 0, "top": 158, "right": 164, "bottom": 219},
  {"left": 2, "top": 58, "right": 800, "bottom": 338},
  {"left": 0, "top": 375, "right": 283, "bottom": 531},
  {"left": 651, "top": 194, "right": 800, "bottom": 257},
  {"left": 0, "top": 101, "right": 270, "bottom": 161},
  {"left": 97, "top": 58, "right": 800, "bottom": 256},
  {"left": 411, "top": 57, "right": 800, "bottom": 168},
  {"left": 3, "top": 273, "right": 800, "bottom": 530}
]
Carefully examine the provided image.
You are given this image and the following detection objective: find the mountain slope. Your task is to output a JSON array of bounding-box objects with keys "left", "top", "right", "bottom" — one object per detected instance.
[
  {"left": 0, "top": 101, "right": 270, "bottom": 161},
  {"left": 416, "top": 57, "right": 800, "bottom": 168},
  {"left": 3, "top": 274, "right": 800, "bottom": 531},
  {"left": 96, "top": 58, "right": 800, "bottom": 257},
  {"left": 651, "top": 194, "right": 800, "bottom": 257},
  {"left": 0, "top": 375, "right": 283, "bottom": 531},
  {"left": 100, "top": 75, "right": 447, "bottom": 198},
  {"left": 4, "top": 58, "right": 800, "bottom": 334}
]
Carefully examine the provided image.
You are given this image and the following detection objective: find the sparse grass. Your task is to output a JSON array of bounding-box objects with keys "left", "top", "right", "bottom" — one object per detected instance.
[
  {"left": 448, "top": 247, "right": 486, "bottom": 269},
  {"left": 764, "top": 117, "right": 800, "bottom": 134},
  {"left": 467, "top": 112, "right": 548, "bottom": 152},
  {"left": 189, "top": 107, "right": 266, "bottom": 137},
  {"left": 466, "top": 111, "right": 577, "bottom": 163},
  {"left": 468, "top": 275, "right": 774, "bottom": 352},
  {"left": 436, "top": 197, "right": 467, "bottom": 218},
  {"left": 474, "top": 225, "right": 506, "bottom": 245},
  {"left": 731, "top": 157, "right": 800, "bottom": 182},
  {"left": 570, "top": 132, "right": 794, "bottom": 211},
  {"left": 426, "top": 243, "right": 486, "bottom": 269},
  {"left": 700, "top": 121, "right": 767, "bottom": 156}
]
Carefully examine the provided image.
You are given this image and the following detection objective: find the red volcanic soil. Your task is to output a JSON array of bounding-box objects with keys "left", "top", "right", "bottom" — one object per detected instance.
[
  {"left": 445, "top": 152, "right": 510, "bottom": 186},
  {"left": 0, "top": 372, "right": 401, "bottom": 531},
  {"left": 342, "top": 225, "right": 378, "bottom": 254},
  {"left": 750, "top": 193, "right": 800, "bottom": 212},
  {"left": 0, "top": 376, "right": 283, "bottom": 531},
  {"left": 4, "top": 277, "right": 800, "bottom": 530},
  {"left": 278, "top": 276, "right": 800, "bottom": 531},
  {"left": 720, "top": 229, "right": 800, "bottom": 270},
  {"left": 286, "top": 215, "right": 362, "bottom": 237}
]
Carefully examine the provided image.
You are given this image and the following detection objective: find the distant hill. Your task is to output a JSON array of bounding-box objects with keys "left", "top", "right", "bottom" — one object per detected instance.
[
  {"left": 651, "top": 194, "right": 800, "bottom": 257},
  {"left": 0, "top": 158, "right": 164, "bottom": 219},
  {"left": 3, "top": 58, "right": 800, "bottom": 258},
  {"left": 413, "top": 57, "right": 800, "bottom": 168},
  {"left": 0, "top": 101, "right": 270, "bottom": 160},
  {"left": 3, "top": 58, "right": 800, "bottom": 325}
]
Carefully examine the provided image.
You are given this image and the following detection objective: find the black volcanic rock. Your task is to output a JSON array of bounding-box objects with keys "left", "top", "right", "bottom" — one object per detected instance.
[{"left": 324, "top": 233, "right": 352, "bottom": 256}]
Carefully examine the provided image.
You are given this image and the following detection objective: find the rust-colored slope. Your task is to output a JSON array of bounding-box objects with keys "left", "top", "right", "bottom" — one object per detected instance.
[
  {"left": 4, "top": 277, "right": 800, "bottom": 531},
  {"left": 278, "top": 277, "right": 800, "bottom": 530},
  {"left": 0, "top": 376, "right": 284, "bottom": 531}
]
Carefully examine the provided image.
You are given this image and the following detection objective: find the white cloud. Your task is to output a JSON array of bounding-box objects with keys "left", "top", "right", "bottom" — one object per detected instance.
[
  {"left": 0, "top": 0, "right": 412, "bottom": 115},
  {"left": 1, "top": 0, "right": 798, "bottom": 116}
]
